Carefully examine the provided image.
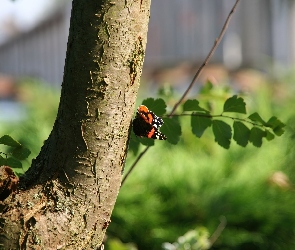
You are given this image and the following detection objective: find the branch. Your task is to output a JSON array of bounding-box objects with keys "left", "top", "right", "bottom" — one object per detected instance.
[
  {"left": 122, "top": 0, "right": 241, "bottom": 186},
  {"left": 209, "top": 216, "right": 227, "bottom": 246},
  {"left": 169, "top": 0, "right": 240, "bottom": 116},
  {"left": 121, "top": 146, "right": 150, "bottom": 186},
  {"left": 165, "top": 113, "right": 265, "bottom": 128}
]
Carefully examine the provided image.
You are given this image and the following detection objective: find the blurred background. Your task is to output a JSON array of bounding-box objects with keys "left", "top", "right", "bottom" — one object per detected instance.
[
  {"left": 1, "top": 0, "right": 295, "bottom": 85},
  {"left": 1, "top": 0, "right": 295, "bottom": 249}
]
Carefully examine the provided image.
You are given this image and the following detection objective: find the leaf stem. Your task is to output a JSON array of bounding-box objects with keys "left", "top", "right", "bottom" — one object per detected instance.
[
  {"left": 166, "top": 113, "right": 265, "bottom": 128},
  {"left": 219, "top": 114, "right": 265, "bottom": 128}
]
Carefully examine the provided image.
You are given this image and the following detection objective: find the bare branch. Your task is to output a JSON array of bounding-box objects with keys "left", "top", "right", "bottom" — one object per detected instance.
[
  {"left": 169, "top": 0, "right": 240, "bottom": 116},
  {"left": 121, "top": 146, "right": 150, "bottom": 186},
  {"left": 209, "top": 216, "right": 227, "bottom": 246}
]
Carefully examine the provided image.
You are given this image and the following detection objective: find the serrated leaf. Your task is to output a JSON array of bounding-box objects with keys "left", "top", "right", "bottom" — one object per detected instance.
[
  {"left": 6, "top": 157, "right": 22, "bottom": 169},
  {"left": 266, "top": 116, "right": 285, "bottom": 136},
  {"left": 265, "top": 130, "right": 275, "bottom": 141},
  {"left": 161, "top": 117, "right": 181, "bottom": 145},
  {"left": 248, "top": 112, "right": 266, "bottom": 125},
  {"left": 266, "top": 116, "right": 284, "bottom": 128},
  {"left": 183, "top": 99, "right": 209, "bottom": 113},
  {"left": 249, "top": 127, "right": 266, "bottom": 147},
  {"left": 0, "top": 135, "right": 21, "bottom": 147},
  {"left": 273, "top": 127, "right": 285, "bottom": 136},
  {"left": 233, "top": 121, "right": 250, "bottom": 147},
  {"left": 212, "top": 120, "right": 232, "bottom": 149},
  {"left": 223, "top": 95, "right": 246, "bottom": 114},
  {"left": 142, "top": 98, "right": 166, "bottom": 116},
  {"left": 12, "top": 146, "right": 31, "bottom": 160},
  {"left": 191, "top": 114, "right": 212, "bottom": 138}
]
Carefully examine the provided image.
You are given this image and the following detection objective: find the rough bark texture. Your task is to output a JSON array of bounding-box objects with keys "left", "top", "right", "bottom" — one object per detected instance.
[{"left": 0, "top": 0, "right": 151, "bottom": 249}]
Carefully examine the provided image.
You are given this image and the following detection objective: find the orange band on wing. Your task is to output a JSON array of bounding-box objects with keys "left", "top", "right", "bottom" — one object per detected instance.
[
  {"left": 137, "top": 105, "right": 153, "bottom": 124},
  {"left": 137, "top": 105, "right": 149, "bottom": 113},
  {"left": 147, "top": 127, "right": 156, "bottom": 138}
]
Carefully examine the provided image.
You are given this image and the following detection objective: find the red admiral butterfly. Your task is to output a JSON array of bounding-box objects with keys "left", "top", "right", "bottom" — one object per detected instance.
[{"left": 132, "top": 105, "right": 167, "bottom": 140}]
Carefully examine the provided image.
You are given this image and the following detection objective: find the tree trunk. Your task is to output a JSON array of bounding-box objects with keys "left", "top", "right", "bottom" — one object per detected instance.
[{"left": 0, "top": 0, "right": 151, "bottom": 249}]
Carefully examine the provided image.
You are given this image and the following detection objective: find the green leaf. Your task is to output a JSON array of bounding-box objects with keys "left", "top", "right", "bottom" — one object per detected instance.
[
  {"left": 223, "top": 95, "right": 246, "bottom": 114},
  {"left": 161, "top": 117, "right": 181, "bottom": 145},
  {"left": 142, "top": 98, "right": 166, "bottom": 116},
  {"left": 6, "top": 157, "right": 22, "bottom": 169},
  {"left": 0, "top": 135, "right": 21, "bottom": 147},
  {"left": 183, "top": 99, "right": 209, "bottom": 113},
  {"left": 0, "top": 155, "right": 6, "bottom": 166},
  {"left": 137, "top": 137, "right": 155, "bottom": 146},
  {"left": 266, "top": 116, "right": 284, "bottom": 128},
  {"left": 212, "top": 120, "right": 232, "bottom": 149},
  {"left": 266, "top": 116, "right": 285, "bottom": 136},
  {"left": 265, "top": 130, "right": 275, "bottom": 141},
  {"left": 199, "top": 80, "right": 213, "bottom": 94},
  {"left": 11, "top": 146, "right": 31, "bottom": 160},
  {"left": 128, "top": 133, "right": 141, "bottom": 155},
  {"left": 191, "top": 114, "right": 212, "bottom": 138},
  {"left": 249, "top": 127, "right": 266, "bottom": 147},
  {"left": 233, "top": 121, "right": 250, "bottom": 147},
  {"left": 248, "top": 112, "right": 266, "bottom": 125},
  {"left": 272, "top": 127, "right": 285, "bottom": 136}
]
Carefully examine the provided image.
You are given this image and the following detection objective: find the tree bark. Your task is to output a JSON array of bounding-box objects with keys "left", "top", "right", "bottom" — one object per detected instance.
[{"left": 0, "top": 0, "right": 151, "bottom": 249}]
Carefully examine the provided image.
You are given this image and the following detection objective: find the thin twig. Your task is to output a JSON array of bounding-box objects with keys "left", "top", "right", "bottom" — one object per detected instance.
[
  {"left": 121, "top": 146, "right": 150, "bottom": 186},
  {"left": 122, "top": 0, "right": 240, "bottom": 186},
  {"left": 209, "top": 216, "right": 227, "bottom": 246},
  {"left": 169, "top": 0, "right": 240, "bottom": 116}
]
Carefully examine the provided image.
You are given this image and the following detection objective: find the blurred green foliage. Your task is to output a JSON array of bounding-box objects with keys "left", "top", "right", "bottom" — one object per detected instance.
[
  {"left": 0, "top": 79, "right": 59, "bottom": 175},
  {"left": 107, "top": 70, "right": 295, "bottom": 249},
  {"left": 162, "top": 226, "right": 211, "bottom": 250},
  {"left": 0, "top": 135, "right": 31, "bottom": 169}
]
